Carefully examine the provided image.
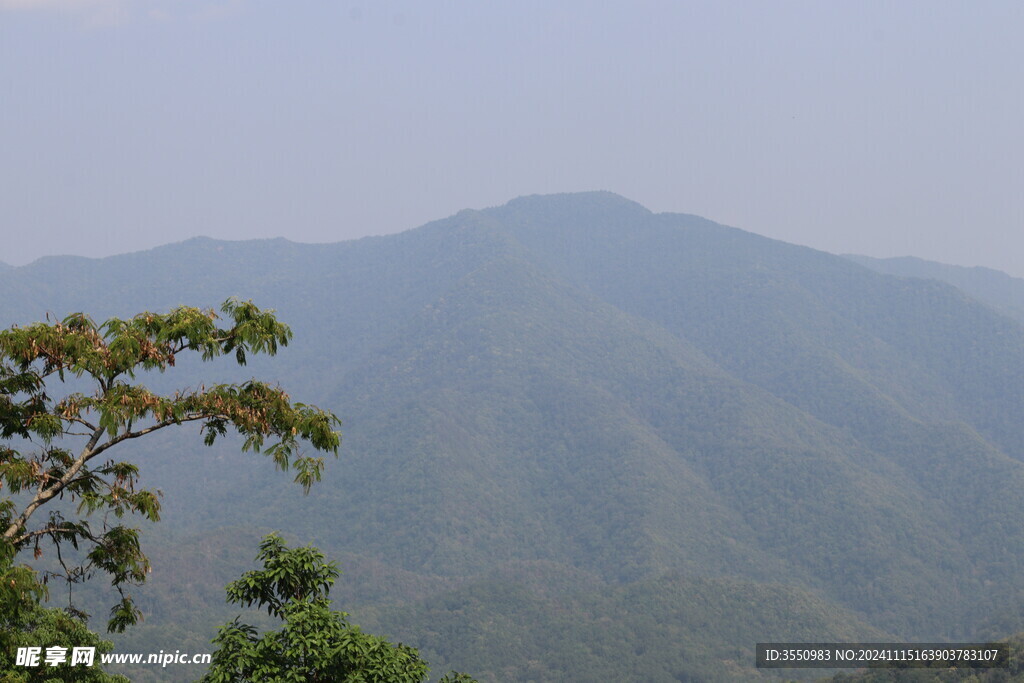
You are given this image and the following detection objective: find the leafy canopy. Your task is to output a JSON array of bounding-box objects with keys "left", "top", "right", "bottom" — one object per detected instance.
[
  {"left": 203, "top": 534, "right": 474, "bottom": 683},
  {"left": 0, "top": 600, "right": 130, "bottom": 683},
  {"left": 0, "top": 299, "right": 340, "bottom": 632}
]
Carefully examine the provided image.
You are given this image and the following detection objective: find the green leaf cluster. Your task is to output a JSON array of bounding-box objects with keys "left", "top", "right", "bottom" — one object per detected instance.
[
  {"left": 0, "top": 300, "right": 340, "bottom": 632},
  {"left": 203, "top": 534, "right": 474, "bottom": 683},
  {"left": 0, "top": 557, "right": 127, "bottom": 682}
]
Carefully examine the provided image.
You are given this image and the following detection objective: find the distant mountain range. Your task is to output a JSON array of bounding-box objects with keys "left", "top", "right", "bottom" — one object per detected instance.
[
  {"left": 4, "top": 193, "right": 1024, "bottom": 681},
  {"left": 846, "top": 253, "right": 1024, "bottom": 324}
]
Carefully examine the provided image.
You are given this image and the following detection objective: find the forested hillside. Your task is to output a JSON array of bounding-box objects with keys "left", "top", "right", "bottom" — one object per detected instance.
[
  {"left": 847, "top": 253, "right": 1024, "bottom": 324},
  {"left": 4, "top": 193, "right": 1024, "bottom": 680}
]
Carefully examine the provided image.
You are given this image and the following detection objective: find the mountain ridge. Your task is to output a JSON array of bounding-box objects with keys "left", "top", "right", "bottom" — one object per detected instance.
[
  {"left": 847, "top": 252, "right": 1024, "bottom": 324},
  {"left": 5, "top": 193, "right": 1024, "bottom": 680}
]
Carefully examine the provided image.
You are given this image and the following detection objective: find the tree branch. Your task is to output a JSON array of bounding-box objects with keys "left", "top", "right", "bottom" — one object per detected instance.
[
  {"left": 88, "top": 413, "right": 215, "bottom": 459},
  {"left": 2, "top": 425, "right": 105, "bottom": 543},
  {"left": 64, "top": 415, "right": 98, "bottom": 431},
  {"left": 12, "top": 525, "right": 82, "bottom": 546}
]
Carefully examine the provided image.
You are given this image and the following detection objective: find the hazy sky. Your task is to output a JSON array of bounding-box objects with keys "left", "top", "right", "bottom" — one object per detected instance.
[{"left": 2, "top": 1, "right": 1022, "bottom": 275}]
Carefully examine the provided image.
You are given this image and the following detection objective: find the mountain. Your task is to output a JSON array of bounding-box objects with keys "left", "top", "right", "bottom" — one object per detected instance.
[
  {"left": 5, "top": 193, "right": 1024, "bottom": 680},
  {"left": 846, "top": 253, "right": 1024, "bottom": 324},
  {"left": 361, "top": 573, "right": 889, "bottom": 682}
]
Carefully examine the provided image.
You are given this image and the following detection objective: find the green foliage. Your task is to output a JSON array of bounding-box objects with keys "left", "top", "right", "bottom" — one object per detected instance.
[
  {"left": 360, "top": 570, "right": 888, "bottom": 682},
  {"left": 0, "top": 299, "right": 340, "bottom": 632},
  {"left": 203, "top": 534, "right": 473, "bottom": 683},
  {"left": 8, "top": 195, "right": 1024, "bottom": 678},
  {"left": 0, "top": 560, "right": 128, "bottom": 682}
]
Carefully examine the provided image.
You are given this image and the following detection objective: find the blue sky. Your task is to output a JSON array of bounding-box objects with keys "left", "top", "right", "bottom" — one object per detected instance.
[{"left": 2, "top": 1, "right": 1022, "bottom": 275}]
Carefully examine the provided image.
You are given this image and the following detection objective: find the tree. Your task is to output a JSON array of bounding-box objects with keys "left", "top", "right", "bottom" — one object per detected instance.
[
  {"left": 203, "top": 534, "right": 475, "bottom": 683},
  {"left": 0, "top": 555, "right": 129, "bottom": 682},
  {"left": 0, "top": 299, "right": 341, "bottom": 633},
  {"left": 0, "top": 600, "right": 130, "bottom": 682}
]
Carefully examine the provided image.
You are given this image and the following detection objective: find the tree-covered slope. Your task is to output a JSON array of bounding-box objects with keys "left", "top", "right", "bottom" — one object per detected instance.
[
  {"left": 485, "top": 193, "right": 1024, "bottom": 460},
  {"left": 360, "top": 571, "right": 889, "bottom": 682},
  {"left": 846, "top": 253, "right": 1024, "bottom": 325},
  {"left": 5, "top": 193, "right": 1024, "bottom": 679}
]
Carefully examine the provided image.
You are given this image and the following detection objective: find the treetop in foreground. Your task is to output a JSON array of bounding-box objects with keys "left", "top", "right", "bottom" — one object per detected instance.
[
  {"left": 204, "top": 534, "right": 475, "bottom": 683},
  {"left": 0, "top": 298, "right": 341, "bottom": 632}
]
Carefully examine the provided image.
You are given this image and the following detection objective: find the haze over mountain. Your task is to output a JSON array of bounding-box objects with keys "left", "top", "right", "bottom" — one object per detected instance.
[
  {"left": 3, "top": 192, "right": 1024, "bottom": 681},
  {"left": 847, "top": 253, "right": 1024, "bottom": 325}
]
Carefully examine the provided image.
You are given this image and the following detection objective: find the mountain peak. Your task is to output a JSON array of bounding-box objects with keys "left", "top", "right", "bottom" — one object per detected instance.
[
  {"left": 482, "top": 192, "right": 653, "bottom": 238},
  {"left": 494, "top": 191, "right": 651, "bottom": 220}
]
